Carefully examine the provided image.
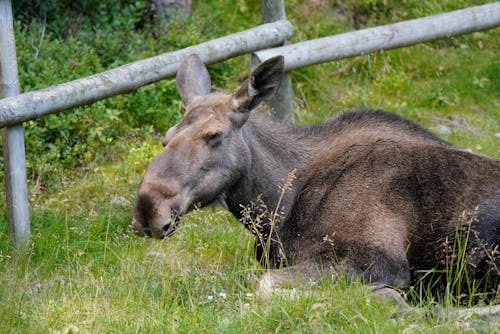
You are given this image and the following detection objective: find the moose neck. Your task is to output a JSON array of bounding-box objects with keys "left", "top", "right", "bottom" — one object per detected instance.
[{"left": 225, "top": 112, "right": 314, "bottom": 221}]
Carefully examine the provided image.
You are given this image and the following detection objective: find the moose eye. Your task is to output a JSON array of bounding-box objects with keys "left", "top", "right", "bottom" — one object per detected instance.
[{"left": 204, "top": 132, "right": 223, "bottom": 147}]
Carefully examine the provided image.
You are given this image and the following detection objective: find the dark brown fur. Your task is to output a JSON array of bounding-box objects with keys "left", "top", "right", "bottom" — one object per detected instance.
[
  {"left": 132, "top": 54, "right": 500, "bottom": 300},
  {"left": 275, "top": 113, "right": 500, "bottom": 291}
]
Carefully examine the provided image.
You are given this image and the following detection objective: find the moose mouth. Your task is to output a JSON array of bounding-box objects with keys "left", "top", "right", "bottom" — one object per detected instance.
[
  {"left": 130, "top": 193, "right": 227, "bottom": 239},
  {"left": 160, "top": 213, "right": 182, "bottom": 238},
  {"left": 154, "top": 194, "right": 226, "bottom": 238},
  {"left": 130, "top": 212, "right": 182, "bottom": 239}
]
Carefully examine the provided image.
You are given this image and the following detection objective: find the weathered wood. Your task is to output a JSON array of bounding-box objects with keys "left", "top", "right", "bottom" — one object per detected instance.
[
  {"left": 0, "top": 20, "right": 293, "bottom": 127},
  {"left": 0, "top": 0, "right": 30, "bottom": 248},
  {"left": 260, "top": 0, "right": 293, "bottom": 122},
  {"left": 254, "top": 2, "right": 500, "bottom": 71},
  {"left": 261, "top": 0, "right": 286, "bottom": 23}
]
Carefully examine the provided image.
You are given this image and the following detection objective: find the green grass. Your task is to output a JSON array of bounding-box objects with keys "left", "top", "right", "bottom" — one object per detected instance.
[
  {"left": 0, "top": 208, "right": 491, "bottom": 333},
  {"left": 1, "top": 0, "right": 500, "bottom": 332}
]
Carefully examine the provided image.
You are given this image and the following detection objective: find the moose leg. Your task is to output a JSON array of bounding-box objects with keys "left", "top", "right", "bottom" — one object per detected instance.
[
  {"left": 257, "top": 260, "right": 327, "bottom": 297},
  {"left": 367, "top": 283, "right": 410, "bottom": 309},
  {"left": 257, "top": 261, "right": 410, "bottom": 309},
  {"left": 257, "top": 248, "right": 411, "bottom": 304}
]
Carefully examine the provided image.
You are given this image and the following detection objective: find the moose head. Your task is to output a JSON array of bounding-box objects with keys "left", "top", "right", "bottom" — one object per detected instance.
[{"left": 131, "top": 54, "right": 284, "bottom": 238}]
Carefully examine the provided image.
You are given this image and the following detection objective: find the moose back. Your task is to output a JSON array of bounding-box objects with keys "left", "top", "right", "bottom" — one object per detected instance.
[{"left": 131, "top": 54, "right": 500, "bottom": 297}]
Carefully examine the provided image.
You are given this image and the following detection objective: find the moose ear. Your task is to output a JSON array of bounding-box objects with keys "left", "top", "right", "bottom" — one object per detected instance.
[
  {"left": 176, "top": 54, "right": 211, "bottom": 106},
  {"left": 232, "top": 55, "right": 284, "bottom": 112}
]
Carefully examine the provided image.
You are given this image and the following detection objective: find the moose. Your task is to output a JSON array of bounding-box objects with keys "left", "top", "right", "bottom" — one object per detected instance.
[{"left": 131, "top": 54, "right": 500, "bottom": 301}]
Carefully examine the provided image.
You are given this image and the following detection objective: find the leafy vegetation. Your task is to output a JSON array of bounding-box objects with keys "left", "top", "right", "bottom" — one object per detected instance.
[{"left": 1, "top": 0, "right": 499, "bottom": 332}]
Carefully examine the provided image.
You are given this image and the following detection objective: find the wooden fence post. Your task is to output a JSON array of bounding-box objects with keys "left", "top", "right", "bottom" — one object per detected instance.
[
  {"left": 260, "top": 0, "right": 294, "bottom": 122},
  {"left": 0, "top": 0, "right": 30, "bottom": 248}
]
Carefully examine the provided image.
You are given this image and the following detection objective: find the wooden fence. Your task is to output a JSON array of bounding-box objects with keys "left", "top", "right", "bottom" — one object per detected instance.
[{"left": 1, "top": 0, "right": 499, "bottom": 248}]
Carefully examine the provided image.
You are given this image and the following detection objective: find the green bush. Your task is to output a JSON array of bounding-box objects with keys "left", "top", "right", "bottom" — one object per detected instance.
[{"left": 5, "top": 0, "right": 258, "bottom": 186}]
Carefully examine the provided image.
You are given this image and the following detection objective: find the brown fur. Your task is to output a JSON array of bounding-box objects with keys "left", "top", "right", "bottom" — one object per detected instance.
[{"left": 132, "top": 54, "right": 500, "bottom": 300}]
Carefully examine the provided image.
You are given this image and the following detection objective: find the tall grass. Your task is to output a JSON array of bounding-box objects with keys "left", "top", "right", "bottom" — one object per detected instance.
[{"left": 409, "top": 209, "right": 500, "bottom": 308}]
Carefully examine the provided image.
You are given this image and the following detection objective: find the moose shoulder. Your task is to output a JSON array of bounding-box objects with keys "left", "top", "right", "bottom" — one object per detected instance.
[{"left": 131, "top": 54, "right": 500, "bottom": 299}]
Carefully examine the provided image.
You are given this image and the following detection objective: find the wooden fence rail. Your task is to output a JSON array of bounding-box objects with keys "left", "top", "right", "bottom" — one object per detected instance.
[
  {"left": 0, "top": 20, "right": 293, "bottom": 128},
  {"left": 253, "top": 2, "right": 500, "bottom": 71}
]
